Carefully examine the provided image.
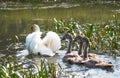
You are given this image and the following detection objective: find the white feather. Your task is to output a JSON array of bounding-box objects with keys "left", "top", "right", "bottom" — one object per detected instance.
[
  {"left": 21, "top": 24, "right": 61, "bottom": 57},
  {"left": 16, "top": 49, "right": 29, "bottom": 57}
]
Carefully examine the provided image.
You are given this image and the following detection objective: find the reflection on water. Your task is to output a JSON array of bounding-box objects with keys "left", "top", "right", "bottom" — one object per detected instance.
[
  {"left": 0, "top": 2, "right": 120, "bottom": 78},
  {"left": 0, "top": 2, "right": 120, "bottom": 52},
  {"left": 16, "top": 49, "right": 120, "bottom": 78},
  {"left": 0, "top": 3, "right": 120, "bottom": 52},
  {"left": 0, "top": 35, "right": 120, "bottom": 78},
  {"left": 6, "top": 43, "right": 118, "bottom": 78}
]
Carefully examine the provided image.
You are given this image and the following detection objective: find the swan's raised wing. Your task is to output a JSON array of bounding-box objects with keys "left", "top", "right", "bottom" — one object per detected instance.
[{"left": 42, "top": 31, "right": 61, "bottom": 52}]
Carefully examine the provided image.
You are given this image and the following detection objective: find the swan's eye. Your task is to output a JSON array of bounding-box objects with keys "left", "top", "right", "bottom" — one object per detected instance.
[{"left": 31, "top": 26, "right": 36, "bottom": 32}]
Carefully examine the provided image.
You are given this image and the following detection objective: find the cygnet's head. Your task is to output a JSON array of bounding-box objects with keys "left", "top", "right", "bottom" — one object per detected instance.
[
  {"left": 31, "top": 24, "right": 40, "bottom": 32},
  {"left": 62, "top": 33, "right": 72, "bottom": 41}
]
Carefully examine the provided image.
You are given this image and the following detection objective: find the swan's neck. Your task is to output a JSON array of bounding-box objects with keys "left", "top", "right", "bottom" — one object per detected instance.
[
  {"left": 67, "top": 38, "right": 72, "bottom": 54},
  {"left": 78, "top": 36, "right": 83, "bottom": 55},
  {"left": 83, "top": 37, "right": 89, "bottom": 60},
  {"left": 83, "top": 44, "right": 88, "bottom": 60},
  {"left": 62, "top": 34, "right": 73, "bottom": 54},
  {"left": 74, "top": 35, "right": 83, "bottom": 55},
  {"left": 78, "top": 41, "right": 83, "bottom": 55}
]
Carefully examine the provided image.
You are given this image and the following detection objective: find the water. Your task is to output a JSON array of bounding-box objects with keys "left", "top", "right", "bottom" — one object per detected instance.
[
  {"left": 16, "top": 50, "right": 120, "bottom": 78},
  {"left": 0, "top": 2, "right": 119, "bottom": 51},
  {"left": 0, "top": 2, "right": 120, "bottom": 78}
]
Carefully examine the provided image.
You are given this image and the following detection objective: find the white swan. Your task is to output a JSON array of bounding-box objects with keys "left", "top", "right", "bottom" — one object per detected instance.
[{"left": 18, "top": 24, "right": 61, "bottom": 57}]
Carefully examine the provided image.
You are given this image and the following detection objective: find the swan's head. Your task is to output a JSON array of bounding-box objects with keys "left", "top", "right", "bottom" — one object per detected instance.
[
  {"left": 82, "top": 37, "right": 89, "bottom": 47},
  {"left": 61, "top": 33, "right": 72, "bottom": 41},
  {"left": 31, "top": 24, "right": 40, "bottom": 32},
  {"left": 73, "top": 35, "right": 83, "bottom": 43}
]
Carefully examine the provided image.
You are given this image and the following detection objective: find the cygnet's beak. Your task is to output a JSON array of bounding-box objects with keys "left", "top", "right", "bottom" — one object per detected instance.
[
  {"left": 73, "top": 35, "right": 83, "bottom": 43},
  {"left": 61, "top": 36, "right": 66, "bottom": 41},
  {"left": 73, "top": 38, "right": 77, "bottom": 43},
  {"left": 61, "top": 34, "right": 70, "bottom": 41}
]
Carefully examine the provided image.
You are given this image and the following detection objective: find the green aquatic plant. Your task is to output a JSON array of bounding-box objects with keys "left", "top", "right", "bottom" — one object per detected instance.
[
  {"left": 53, "top": 18, "right": 82, "bottom": 37},
  {"left": 53, "top": 19, "right": 120, "bottom": 57},
  {"left": 0, "top": 56, "right": 22, "bottom": 78},
  {"left": 0, "top": 56, "right": 63, "bottom": 78}
]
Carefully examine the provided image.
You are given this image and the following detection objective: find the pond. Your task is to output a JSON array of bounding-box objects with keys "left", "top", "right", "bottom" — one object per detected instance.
[
  {"left": 16, "top": 50, "right": 120, "bottom": 78},
  {"left": 0, "top": 1, "right": 120, "bottom": 78}
]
